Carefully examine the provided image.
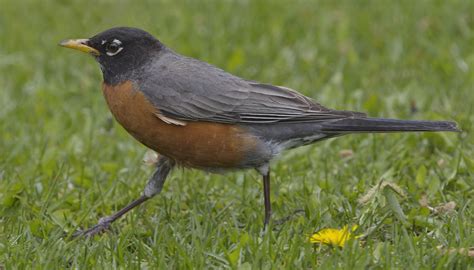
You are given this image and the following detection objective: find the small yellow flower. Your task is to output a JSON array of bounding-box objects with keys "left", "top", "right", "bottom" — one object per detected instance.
[{"left": 309, "top": 225, "right": 359, "bottom": 247}]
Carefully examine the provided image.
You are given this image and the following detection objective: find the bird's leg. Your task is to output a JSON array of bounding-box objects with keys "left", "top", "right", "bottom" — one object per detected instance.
[
  {"left": 263, "top": 171, "right": 272, "bottom": 228},
  {"left": 259, "top": 165, "right": 272, "bottom": 229},
  {"left": 73, "top": 156, "right": 174, "bottom": 238}
]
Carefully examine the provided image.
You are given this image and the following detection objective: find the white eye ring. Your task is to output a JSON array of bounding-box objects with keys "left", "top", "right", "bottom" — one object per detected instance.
[{"left": 105, "top": 39, "right": 123, "bottom": 56}]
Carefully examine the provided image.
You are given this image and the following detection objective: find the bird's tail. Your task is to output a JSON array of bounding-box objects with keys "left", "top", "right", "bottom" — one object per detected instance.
[{"left": 320, "top": 118, "right": 460, "bottom": 133}]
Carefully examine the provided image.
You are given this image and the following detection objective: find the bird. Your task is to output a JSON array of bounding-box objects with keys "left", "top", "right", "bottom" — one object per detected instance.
[{"left": 60, "top": 27, "right": 459, "bottom": 237}]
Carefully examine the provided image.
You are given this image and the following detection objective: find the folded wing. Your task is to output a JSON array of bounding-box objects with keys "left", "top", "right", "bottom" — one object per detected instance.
[{"left": 138, "top": 53, "right": 364, "bottom": 125}]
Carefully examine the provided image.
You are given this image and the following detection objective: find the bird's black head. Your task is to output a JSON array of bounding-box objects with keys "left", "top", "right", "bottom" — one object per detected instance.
[{"left": 60, "top": 27, "right": 164, "bottom": 85}]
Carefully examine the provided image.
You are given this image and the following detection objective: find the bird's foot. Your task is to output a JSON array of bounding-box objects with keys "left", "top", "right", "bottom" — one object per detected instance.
[
  {"left": 274, "top": 209, "right": 305, "bottom": 226},
  {"left": 72, "top": 217, "right": 113, "bottom": 238}
]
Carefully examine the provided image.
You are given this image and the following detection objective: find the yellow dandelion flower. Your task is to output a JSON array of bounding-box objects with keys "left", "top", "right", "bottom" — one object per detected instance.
[{"left": 309, "top": 225, "right": 359, "bottom": 247}]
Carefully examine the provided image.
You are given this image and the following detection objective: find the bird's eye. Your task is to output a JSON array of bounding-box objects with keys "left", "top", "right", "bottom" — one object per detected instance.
[{"left": 105, "top": 39, "right": 123, "bottom": 56}]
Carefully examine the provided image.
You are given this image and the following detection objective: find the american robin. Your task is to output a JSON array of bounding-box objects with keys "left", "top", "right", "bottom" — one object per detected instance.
[{"left": 60, "top": 27, "right": 459, "bottom": 237}]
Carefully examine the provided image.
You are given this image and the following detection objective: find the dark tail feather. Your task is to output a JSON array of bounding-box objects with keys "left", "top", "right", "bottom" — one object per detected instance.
[{"left": 320, "top": 118, "right": 460, "bottom": 133}]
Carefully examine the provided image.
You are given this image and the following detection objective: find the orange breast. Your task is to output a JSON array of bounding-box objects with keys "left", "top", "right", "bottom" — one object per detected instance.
[{"left": 102, "top": 81, "right": 258, "bottom": 169}]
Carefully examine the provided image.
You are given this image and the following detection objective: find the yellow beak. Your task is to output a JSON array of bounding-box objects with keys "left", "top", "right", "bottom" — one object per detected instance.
[{"left": 59, "top": 39, "right": 100, "bottom": 55}]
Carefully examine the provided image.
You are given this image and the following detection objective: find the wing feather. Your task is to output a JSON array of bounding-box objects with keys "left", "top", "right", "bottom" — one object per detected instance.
[{"left": 138, "top": 52, "right": 365, "bottom": 125}]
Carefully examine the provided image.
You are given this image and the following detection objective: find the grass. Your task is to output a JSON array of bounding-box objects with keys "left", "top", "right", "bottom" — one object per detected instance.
[{"left": 0, "top": 0, "right": 473, "bottom": 268}]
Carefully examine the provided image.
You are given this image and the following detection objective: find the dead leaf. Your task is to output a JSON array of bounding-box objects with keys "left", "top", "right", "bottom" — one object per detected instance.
[
  {"left": 437, "top": 245, "right": 474, "bottom": 257},
  {"left": 339, "top": 149, "right": 354, "bottom": 159},
  {"left": 433, "top": 201, "right": 456, "bottom": 215},
  {"left": 418, "top": 194, "right": 429, "bottom": 208},
  {"left": 437, "top": 159, "right": 446, "bottom": 168}
]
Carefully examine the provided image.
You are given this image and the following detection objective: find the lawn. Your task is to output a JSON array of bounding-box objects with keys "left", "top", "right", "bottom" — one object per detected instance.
[{"left": 0, "top": 0, "right": 473, "bottom": 268}]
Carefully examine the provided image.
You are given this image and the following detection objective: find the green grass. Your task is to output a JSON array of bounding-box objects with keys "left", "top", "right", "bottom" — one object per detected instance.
[{"left": 1, "top": 0, "right": 473, "bottom": 268}]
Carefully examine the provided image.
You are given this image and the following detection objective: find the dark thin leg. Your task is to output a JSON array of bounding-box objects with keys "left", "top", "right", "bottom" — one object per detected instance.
[
  {"left": 73, "top": 195, "right": 151, "bottom": 238},
  {"left": 263, "top": 170, "right": 272, "bottom": 228},
  {"left": 73, "top": 156, "right": 174, "bottom": 238}
]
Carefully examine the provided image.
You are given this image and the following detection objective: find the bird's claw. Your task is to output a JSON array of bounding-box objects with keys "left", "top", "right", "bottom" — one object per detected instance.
[{"left": 72, "top": 219, "right": 112, "bottom": 238}]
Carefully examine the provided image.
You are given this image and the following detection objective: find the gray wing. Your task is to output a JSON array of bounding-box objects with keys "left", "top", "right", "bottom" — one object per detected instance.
[{"left": 138, "top": 51, "right": 365, "bottom": 124}]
